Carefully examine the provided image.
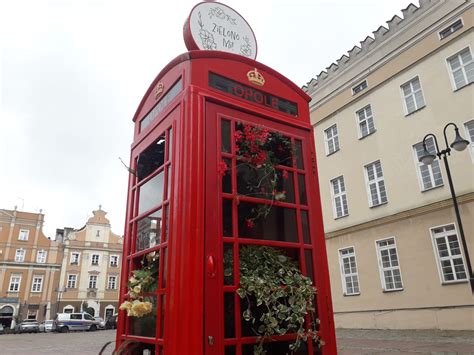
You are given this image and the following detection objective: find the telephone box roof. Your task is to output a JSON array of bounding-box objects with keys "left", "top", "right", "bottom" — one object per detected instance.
[{"left": 132, "top": 50, "right": 311, "bottom": 123}]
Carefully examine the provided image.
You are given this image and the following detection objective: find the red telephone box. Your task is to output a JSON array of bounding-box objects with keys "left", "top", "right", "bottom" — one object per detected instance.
[{"left": 116, "top": 49, "right": 336, "bottom": 354}]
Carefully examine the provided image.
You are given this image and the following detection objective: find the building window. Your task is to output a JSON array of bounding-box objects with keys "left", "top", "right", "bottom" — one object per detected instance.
[
  {"left": 439, "top": 19, "right": 463, "bottom": 40},
  {"left": 91, "top": 254, "right": 100, "bottom": 266},
  {"left": 401, "top": 77, "right": 425, "bottom": 115},
  {"left": 413, "top": 137, "right": 444, "bottom": 191},
  {"left": 338, "top": 247, "right": 360, "bottom": 295},
  {"left": 352, "top": 80, "right": 368, "bottom": 95},
  {"left": 447, "top": 47, "right": 473, "bottom": 90},
  {"left": 88, "top": 275, "right": 98, "bottom": 289},
  {"left": 364, "top": 160, "right": 388, "bottom": 207},
  {"left": 67, "top": 274, "right": 77, "bottom": 289},
  {"left": 27, "top": 310, "right": 38, "bottom": 320},
  {"left": 9, "top": 275, "right": 21, "bottom": 292},
  {"left": 107, "top": 276, "right": 117, "bottom": 290},
  {"left": 18, "top": 229, "right": 29, "bottom": 241},
  {"left": 465, "top": 120, "right": 474, "bottom": 162},
  {"left": 330, "top": 176, "right": 349, "bottom": 219},
  {"left": 376, "top": 238, "right": 403, "bottom": 291},
  {"left": 15, "top": 249, "right": 25, "bottom": 262},
  {"left": 96, "top": 230, "right": 100, "bottom": 237},
  {"left": 356, "top": 105, "right": 376, "bottom": 138},
  {"left": 431, "top": 224, "right": 467, "bottom": 283},
  {"left": 70, "top": 252, "right": 80, "bottom": 265},
  {"left": 324, "top": 124, "right": 340, "bottom": 155},
  {"left": 109, "top": 255, "right": 119, "bottom": 267},
  {"left": 36, "top": 250, "right": 47, "bottom": 263},
  {"left": 63, "top": 305, "right": 74, "bottom": 313},
  {"left": 31, "top": 276, "right": 43, "bottom": 293}
]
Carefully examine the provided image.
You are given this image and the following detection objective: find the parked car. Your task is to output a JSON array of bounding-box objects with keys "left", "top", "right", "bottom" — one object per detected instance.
[
  {"left": 39, "top": 320, "right": 54, "bottom": 332},
  {"left": 105, "top": 314, "right": 117, "bottom": 330},
  {"left": 94, "top": 317, "right": 106, "bottom": 329},
  {"left": 53, "top": 312, "right": 100, "bottom": 333},
  {"left": 18, "top": 320, "right": 40, "bottom": 333}
]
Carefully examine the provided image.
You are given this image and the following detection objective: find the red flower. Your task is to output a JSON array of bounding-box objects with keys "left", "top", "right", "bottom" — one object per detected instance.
[
  {"left": 218, "top": 160, "right": 228, "bottom": 177},
  {"left": 246, "top": 219, "right": 255, "bottom": 228},
  {"left": 282, "top": 170, "right": 288, "bottom": 180}
]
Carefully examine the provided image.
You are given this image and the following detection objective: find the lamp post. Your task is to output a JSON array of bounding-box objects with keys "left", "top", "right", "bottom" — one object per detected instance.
[{"left": 419, "top": 122, "right": 473, "bottom": 292}]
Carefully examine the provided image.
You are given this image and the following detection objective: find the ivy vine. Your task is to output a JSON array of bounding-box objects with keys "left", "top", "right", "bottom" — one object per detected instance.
[{"left": 228, "top": 245, "right": 324, "bottom": 354}]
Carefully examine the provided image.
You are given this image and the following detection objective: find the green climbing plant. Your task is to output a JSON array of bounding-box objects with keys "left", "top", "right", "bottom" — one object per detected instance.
[{"left": 229, "top": 245, "right": 324, "bottom": 355}]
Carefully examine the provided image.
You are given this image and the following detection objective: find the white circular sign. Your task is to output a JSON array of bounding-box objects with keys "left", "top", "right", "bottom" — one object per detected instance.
[{"left": 184, "top": 2, "right": 257, "bottom": 60}]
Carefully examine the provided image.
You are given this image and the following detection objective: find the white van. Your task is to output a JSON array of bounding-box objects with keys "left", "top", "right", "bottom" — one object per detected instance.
[{"left": 53, "top": 312, "right": 100, "bottom": 332}]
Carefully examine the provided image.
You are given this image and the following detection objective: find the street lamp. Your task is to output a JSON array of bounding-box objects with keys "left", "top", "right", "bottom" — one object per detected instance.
[{"left": 419, "top": 122, "right": 472, "bottom": 292}]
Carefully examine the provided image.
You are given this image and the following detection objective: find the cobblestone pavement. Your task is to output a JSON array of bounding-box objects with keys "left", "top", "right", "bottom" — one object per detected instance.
[
  {"left": 1, "top": 328, "right": 473, "bottom": 354},
  {"left": 0, "top": 329, "right": 116, "bottom": 355},
  {"left": 337, "top": 329, "right": 474, "bottom": 354}
]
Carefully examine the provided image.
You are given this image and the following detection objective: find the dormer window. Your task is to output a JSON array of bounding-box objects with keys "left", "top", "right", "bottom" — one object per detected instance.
[
  {"left": 352, "top": 80, "right": 367, "bottom": 95},
  {"left": 439, "top": 19, "right": 463, "bottom": 40},
  {"left": 18, "top": 229, "right": 29, "bottom": 241}
]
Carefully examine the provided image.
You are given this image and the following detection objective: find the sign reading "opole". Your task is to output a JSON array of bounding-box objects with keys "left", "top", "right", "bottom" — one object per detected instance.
[{"left": 184, "top": 2, "right": 257, "bottom": 60}]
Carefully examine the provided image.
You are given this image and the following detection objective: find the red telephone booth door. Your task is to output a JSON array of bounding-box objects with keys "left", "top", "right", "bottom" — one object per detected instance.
[{"left": 204, "top": 102, "right": 332, "bottom": 355}]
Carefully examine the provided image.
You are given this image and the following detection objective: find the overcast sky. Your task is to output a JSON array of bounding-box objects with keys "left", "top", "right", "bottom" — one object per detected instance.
[{"left": 0, "top": 0, "right": 412, "bottom": 238}]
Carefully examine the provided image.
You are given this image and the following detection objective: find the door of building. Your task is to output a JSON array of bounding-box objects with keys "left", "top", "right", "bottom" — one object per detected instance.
[{"left": 204, "top": 102, "right": 324, "bottom": 355}]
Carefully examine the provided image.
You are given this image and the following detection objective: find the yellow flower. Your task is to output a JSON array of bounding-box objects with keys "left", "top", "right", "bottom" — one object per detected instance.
[
  {"left": 119, "top": 301, "right": 132, "bottom": 313},
  {"left": 133, "top": 285, "right": 141, "bottom": 294},
  {"left": 131, "top": 300, "right": 152, "bottom": 317}
]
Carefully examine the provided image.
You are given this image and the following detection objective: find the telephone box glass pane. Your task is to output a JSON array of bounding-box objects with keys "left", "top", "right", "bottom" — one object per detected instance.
[
  {"left": 295, "top": 139, "right": 304, "bottom": 169},
  {"left": 138, "top": 171, "right": 164, "bottom": 214},
  {"left": 236, "top": 167, "right": 293, "bottom": 202},
  {"left": 301, "top": 210, "right": 310, "bottom": 244},
  {"left": 298, "top": 174, "right": 307, "bottom": 205},
  {"left": 136, "top": 209, "right": 162, "bottom": 252},
  {"left": 305, "top": 250, "right": 314, "bottom": 283},
  {"left": 234, "top": 123, "right": 293, "bottom": 167},
  {"left": 223, "top": 199, "right": 233, "bottom": 237},
  {"left": 129, "top": 295, "right": 157, "bottom": 338},
  {"left": 160, "top": 294, "right": 165, "bottom": 338},
  {"left": 223, "top": 243, "right": 234, "bottom": 285},
  {"left": 221, "top": 120, "right": 231, "bottom": 153},
  {"left": 238, "top": 202, "right": 297, "bottom": 242},
  {"left": 167, "top": 128, "right": 173, "bottom": 162},
  {"left": 222, "top": 158, "right": 232, "bottom": 193},
  {"left": 225, "top": 346, "right": 236, "bottom": 355},
  {"left": 137, "top": 134, "right": 166, "bottom": 181},
  {"left": 224, "top": 292, "right": 235, "bottom": 338}
]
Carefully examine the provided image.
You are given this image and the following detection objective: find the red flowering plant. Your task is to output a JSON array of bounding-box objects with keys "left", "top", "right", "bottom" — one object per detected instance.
[{"left": 220, "top": 123, "right": 293, "bottom": 227}]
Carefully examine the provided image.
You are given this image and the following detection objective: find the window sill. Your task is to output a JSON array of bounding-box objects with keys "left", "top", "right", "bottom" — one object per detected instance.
[
  {"left": 421, "top": 184, "right": 444, "bottom": 193},
  {"left": 326, "top": 149, "right": 340, "bottom": 157},
  {"left": 441, "top": 279, "right": 468, "bottom": 285},
  {"left": 358, "top": 130, "right": 376, "bottom": 140},
  {"left": 453, "top": 81, "right": 473, "bottom": 92},
  {"left": 334, "top": 214, "right": 349, "bottom": 220},
  {"left": 382, "top": 288, "right": 404, "bottom": 293},
  {"left": 343, "top": 292, "right": 360, "bottom": 297},
  {"left": 405, "top": 105, "right": 426, "bottom": 117},
  {"left": 369, "top": 201, "right": 388, "bottom": 209}
]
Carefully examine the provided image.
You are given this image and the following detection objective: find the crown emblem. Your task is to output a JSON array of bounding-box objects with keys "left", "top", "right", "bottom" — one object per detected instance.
[
  {"left": 154, "top": 82, "right": 164, "bottom": 99},
  {"left": 247, "top": 68, "right": 265, "bottom": 86}
]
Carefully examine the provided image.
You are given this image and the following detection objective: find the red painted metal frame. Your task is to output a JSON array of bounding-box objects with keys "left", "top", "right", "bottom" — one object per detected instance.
[{"left": 117, "top": 50, "right": 336, "bottom": 355}]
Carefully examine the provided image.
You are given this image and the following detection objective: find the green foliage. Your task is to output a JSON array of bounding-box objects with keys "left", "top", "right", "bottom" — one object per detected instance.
[{"left": 235, "top": 245, "right": 322, "bottom": 354}]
